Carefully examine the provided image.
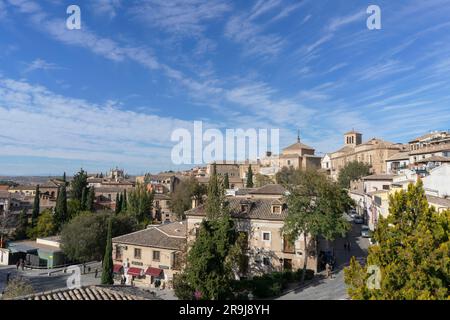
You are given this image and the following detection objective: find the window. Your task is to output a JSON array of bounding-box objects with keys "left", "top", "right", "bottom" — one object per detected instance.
[
  {"left": 287, "top": 160, "right": 291, "bottom": 165},
  {"left": 263, "top": 257, "right": 270, "bottom": 266},
  {"left": 134, "top": 248, "right": 141, "bottom": 259},
  {"left": 382, "top": 185, "right": 390, "bottom": 190},
  {"left": 153, "top": 250, "right": 160, "bottom": 262},
  {"left": 115, "top": 246, "right": 123, "bottom": 260},
  {"left": 241, "top": 204, "right": 249, "bottom": 212},
  {"left": 262, "top": 232, "right": 271, "bottom": 241},
  {"left": 272, "top": 205, "right": 281, "bottom": 214}
]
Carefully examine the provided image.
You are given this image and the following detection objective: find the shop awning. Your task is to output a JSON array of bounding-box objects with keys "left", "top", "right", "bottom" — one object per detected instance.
[
  {"left": 113, "top": 264, "right": 123, "bottom": 273},
  {"left": 127, "top": 267, "right": 143, "bottom": 276},
  {"left": 145, "top": 267, "right": 163, "bottom": 277}
]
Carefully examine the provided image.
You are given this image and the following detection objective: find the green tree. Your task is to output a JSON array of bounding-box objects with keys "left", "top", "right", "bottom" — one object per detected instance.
[
  {"left": 80, "top": 187, "right": 87, "bottom": 211},
  {"left": 14, "top": 210, "right": 29, "bottom": 240},
  {"left": 67, "top": 199, "right": 81, "bottom": 220},
  {"left": 170, "top": 177, "right": 206, "bottom": 220},
  {"left": 282, "top": 169, "right": 350, "bottom": 283},
  {"left": 255, "top": 173, "right": 274, "bottom": 188},
  {"left": 71, "top": 169, "right": 88, "bottom": 201},
  {"left": 115, "top": 193, "right": 121, "bottom": 214},
  {"left": 175, "top": 168, "right": 241, "bottom": 300},
  {"left": 223, "top": 173, "right": 230, "bottom": 189},
  {"left": 275, "top": 166, "right": 296, "bottom": 185},
  {"left": 86, "top": 186, "right": 95, "bottom": 212},
  {"left": 344, "top": 180, "right": 450, "bottom": 300},
  {"left": 337, "top": 160, "right": 371, "bottom": 189},
  {"left": 205, "top": 163, "right": 224, "bottom": 220},
  {"left": 54, "top": 183, "right": 68, "bottom": 231},
  {"left": 28, "top": 210, "right": 55, "bottom": 239},
  {"left": 246, "top": 165, "right": 254, "bottom": 188},
  {"left": 127, "top": 184, "right": 153, "bottom": 226},
  {"left": 1, "top": 277, "right": 34, "bottom": 300},
  {"left": 31, "top": 185, "right": 40, "bottom": 227},
  {"left": 182, "top": 216, "right": 237, "bottom": 300},
  {"left": 61, "top": 212, "right": 137, "bottom": 263},
  {"left": 101, "top": 217, "right": 114, "bottom": 285},
  {"left": 121, "top": 189, "right": 127, "bottom": 212}
]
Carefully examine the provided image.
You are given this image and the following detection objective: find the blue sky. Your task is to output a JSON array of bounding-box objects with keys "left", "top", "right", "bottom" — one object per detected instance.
[{"left": 1, "top": 0, "right": 450, "bottom": 175}]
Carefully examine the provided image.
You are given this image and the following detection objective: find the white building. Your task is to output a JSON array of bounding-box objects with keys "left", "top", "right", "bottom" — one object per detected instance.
[{"left": 422, "top": 164, "right": 450, "bottom": 198}]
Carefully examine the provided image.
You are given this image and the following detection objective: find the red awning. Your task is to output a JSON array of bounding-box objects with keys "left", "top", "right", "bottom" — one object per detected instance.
[
  {"left": 113, "top": 264, "right": 123, "bottom": 273},
  {"left": 145, "top": 267, "right": 163, "bottom": 277},
  {"left": 127, "top": 267, "right": 143, "bottom": 276}
]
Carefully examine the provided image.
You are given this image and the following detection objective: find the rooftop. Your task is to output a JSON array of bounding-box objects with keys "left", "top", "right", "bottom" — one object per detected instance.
[
  {"left": 15, "top": 285, "right": 157, "bottom": 301},
  {"left": 113, "top": 221, "right": 186, "bottom": 250},
  {"left": 362, "top": 174, "right": 396, "bottom": 181}
]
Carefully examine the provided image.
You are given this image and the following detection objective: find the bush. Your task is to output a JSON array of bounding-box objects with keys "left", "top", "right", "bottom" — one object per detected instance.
[
  {"left": 252, "top": 275, "right": 282, "bottom": 298},
  {"left": 295, "top": 268, "right": 315, "bottom": 281}
]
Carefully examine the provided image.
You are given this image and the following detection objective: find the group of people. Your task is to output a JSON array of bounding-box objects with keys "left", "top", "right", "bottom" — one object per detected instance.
[{"left": 343, "top": 240, "right": 352, "bottom": 252}]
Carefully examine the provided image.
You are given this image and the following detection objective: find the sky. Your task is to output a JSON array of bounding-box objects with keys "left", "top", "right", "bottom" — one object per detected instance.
[{"left": 1, "top": 0, "right": 450, "bottom": 176}]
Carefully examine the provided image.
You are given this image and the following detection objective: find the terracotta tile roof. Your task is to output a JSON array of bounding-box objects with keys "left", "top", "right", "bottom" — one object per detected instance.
[
  {"left": 248, "top": 184, "right": 286, "bottom": 195},
  {"left": 16, "top": 285, "right": 157, "bottom": 300},
  {"left": 426, "top": 195, "right": 450, "bottom": 208},
  {"left": 416, "top": 155, "right": 450, "bottom": 163},
  {"left": 283, "top": 141, "right": 315, "bottom": 152},
  {"left": 386, "top": 152, "right": 410, "bottom": 161},
  {"left": 112, "top": 221, "right": 186, "bottom": 250},
  {"left": 362, "top": 174, "right": 395, "bottom": 181},
  {"left": 186, "top": 197, "right": 287, "bottom": 221}
]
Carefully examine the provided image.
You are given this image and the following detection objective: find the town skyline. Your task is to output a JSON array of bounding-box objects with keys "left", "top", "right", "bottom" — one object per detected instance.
[{"left": 2, "top": 0, "right": 450, "bottom": 174}]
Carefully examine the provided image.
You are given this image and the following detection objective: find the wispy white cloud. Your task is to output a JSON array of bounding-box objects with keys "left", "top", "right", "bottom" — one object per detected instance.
[
  {"left": 357, "top": 60, "right": 414, "bottom": 81},
  {"left": 90, "top": 0, "right": 122, "bottom": 19},
  {"left": 129, "top": 0, "right": 231, "bottom": 36},
  {"left": 24, "top": 58, "right": 60, "bottom": 73}
]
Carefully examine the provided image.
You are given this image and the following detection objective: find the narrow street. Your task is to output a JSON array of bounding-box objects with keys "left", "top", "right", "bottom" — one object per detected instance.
[{"left": 277, "top": 223, "right": 369, "bottom": 300}]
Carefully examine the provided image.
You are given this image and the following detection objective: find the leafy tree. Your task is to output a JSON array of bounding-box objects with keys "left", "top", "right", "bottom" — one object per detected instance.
[
  {"left": 184, "top": 217, "right": 237, "bottom": 300},
  {"left": 275, "top": 166, "right": 296, "bottom": 185},
  {"left": 344, "top": 180, "right": 450, "bottom": 300},
  {"left": 246, "top": 165, "right": 254, "bottom": 188},
  {"left": 31, "top": 185, "right": 40, "bottom": 227},
  {"left": 223, "top": 173, "right": 230, "bottom": 189},
  {"left": 70, "top": 169, "right": 88, "bottom": 201},
  {"left": 67, "top": 199, "right": 81, "bottom": 220},
  {"left": 27, "top": 210, "right": 55, "bottom": 239},
  {"left": 14, "top": 210, "right": 29, "bottom": 240},
  {"left": 61, "top": 212, "right": 137, "bottom": 263},
  {"left": 54, "top": 183, "right": 68, "bottom": 231},
  {"left": 255, "top": 174, "right": 274, "bottom": 188},
  {"left": 175, "top": 168, "right": 241, "bottom": 300},
  {"left": 127, "top": 184, "right": 153, "bottom": 226},
  {"left": 282, "top": 169, "right": 351, "bottom": 283},
  {"left": 101, "top": 217, "right": 114, "bottom": 285},
  {"left": 86, "top": 186, "right": 95, "bottom": 212},
  {"left": 1, "top": 277, "right": 34, "bottom": 300},
  {"left": 337, "top": 160, "right": 371, "bottom": 189},
  {"left": 170, "top": 177, "right": 206, "bottom": 220},
  {"left": 121, "top": 189, "right": 127, "bottom": 212}
]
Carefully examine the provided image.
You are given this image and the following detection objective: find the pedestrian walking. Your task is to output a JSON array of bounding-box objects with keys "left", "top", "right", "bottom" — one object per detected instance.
[
  {"left": 325, "top": 263, "right": 331, "bottom": 279},
  {"left": 347, "top": 241, "right": 351, "bottom": 251},
  {"left": 20, "top": 259, "right": 24, "bottom": 271},
  {"left": 94, "top": 269, "right": 98, "bottom": 278},
  {"left": 16, "top": 260, "right": 20, "bottom": 270},
  {"left": 6, "top": 272, "right": 10, "bottom": 284},
  {"left": 343, "top": 242, "right": 347, "bottom": 251}
]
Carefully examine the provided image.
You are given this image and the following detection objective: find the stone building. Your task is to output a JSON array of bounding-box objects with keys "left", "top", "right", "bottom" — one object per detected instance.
[
  {"left": 328, "top": 130, "right": 404, "bottom": 180},
  {"left": 185, "top": 184, "right": 320, "bottom": 278}
]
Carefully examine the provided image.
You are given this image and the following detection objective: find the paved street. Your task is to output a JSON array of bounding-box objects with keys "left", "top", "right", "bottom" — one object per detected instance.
[
  {"left": 277, "top": 223, "right": 369, "bottom": 300},
  {"left": 0, "top": 262, "right": 102, "bottom": 295}
]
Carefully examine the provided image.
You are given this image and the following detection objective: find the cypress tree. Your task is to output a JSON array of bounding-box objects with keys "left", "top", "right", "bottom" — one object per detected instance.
[
  {"left": 101, "top": 217, "right": 114, "bottom": 285},
  {"left": 86, "top": 187, "right": 95, "bottom": 212},
  {"left": 205, "top": 163, "right": 223, "bottom": 220},
  {"left": 121, "top": 189, "right": 127, "bottom": 212},
  {"left": 223, "top": 173, "right": 230, "bottom": 189},
  {"left": 54, "top": 184, "right": 68, "bottom": 231},
  {"left": 14, "top": 209, "right": 29, "bottom": 240},
  {"left": 246, "top": 165, "right": 254, "bottom": 188},
  {"left": 31, "top": 185, "right": 40, "bottom": 227},
  {"left": 81, "top": 187, "right": 87, "bottom": 211},
  {"left": 115, "top": 193, "right": 121, "bottom": 214}
]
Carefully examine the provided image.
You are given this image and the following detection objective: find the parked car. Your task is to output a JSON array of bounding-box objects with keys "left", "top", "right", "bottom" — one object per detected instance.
[
  {"left": 361, "top": 225, "right": 370, "bottom": 237},
  {"left": 353, "top": 216, "right": 364, "bottom": 224}
]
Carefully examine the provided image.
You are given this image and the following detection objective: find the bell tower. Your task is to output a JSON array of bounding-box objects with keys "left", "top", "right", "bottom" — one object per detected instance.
[{"left": 344, "top": 129, "right": 362, "bottom": 146}]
